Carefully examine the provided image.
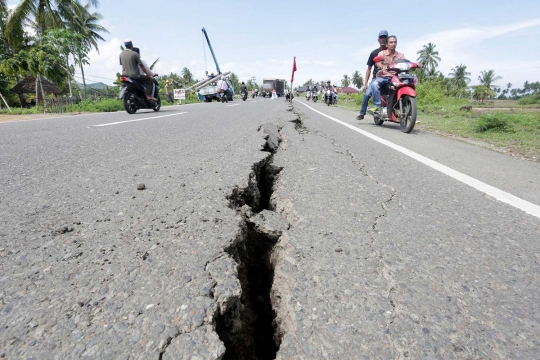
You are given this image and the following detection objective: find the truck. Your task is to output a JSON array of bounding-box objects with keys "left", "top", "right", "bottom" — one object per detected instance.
[{"left": 262, "top": 78, "right": 285, "bottom": 97}]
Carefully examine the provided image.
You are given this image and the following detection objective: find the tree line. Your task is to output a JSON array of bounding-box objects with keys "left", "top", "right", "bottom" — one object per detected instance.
[
  {"left": 0, "top": 0, "right": 108, "bottom": 107},
  {"left": 332, "top": 43, "right": 537, "bottom": 102}
]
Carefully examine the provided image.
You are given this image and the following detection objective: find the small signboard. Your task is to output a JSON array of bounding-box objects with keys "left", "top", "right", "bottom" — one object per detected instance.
[{"left": 174, "top": 89, "right": 185, "bottom": 100}]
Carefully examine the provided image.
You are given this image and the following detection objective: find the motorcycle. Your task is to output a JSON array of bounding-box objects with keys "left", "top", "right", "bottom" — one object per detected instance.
[
  {"left": 219, "top": 89, "right": 228, "bottom": 103},
  {"left": 305, "top": 90, "right": 311, "bottom": 101},
  {"left": 324, "top": 89, "right": 335, "bottom": 106},
  {"left": 119, "top": 75, "right": 161, "bottom": 114},
  {"left": 367, "top": 58, "right": 419, "bottom": 133},
  {"left": 241, "top": 91, "right": 248, "bottom": 101},
  {"left": 312, "top": 90, "right": 318, "bottom": 102}
]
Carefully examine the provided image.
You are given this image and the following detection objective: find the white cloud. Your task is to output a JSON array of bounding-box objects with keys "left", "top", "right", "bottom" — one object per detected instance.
[{"left": 399, "top": 18, "right": 540, "bottom": 86}]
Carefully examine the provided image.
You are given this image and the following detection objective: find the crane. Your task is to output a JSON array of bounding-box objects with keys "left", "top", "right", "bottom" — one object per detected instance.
[{"left": 202, "top": 27, "right": 221, "bottom": 75}]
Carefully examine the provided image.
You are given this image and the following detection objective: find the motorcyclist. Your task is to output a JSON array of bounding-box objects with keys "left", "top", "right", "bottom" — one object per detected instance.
[
  {"left": 240, "top": 82, "right": 248, "bottom": 96},
  {"left": 325, "top": 81, "right": 335, "bottom": 102},
  {"left": 119, "top": 39, "right": 156, "bottom": 101},
  {"left": 306, "top": 85, "right": 311, "bottom": 99},
  {"left": 312, "top": 85, "right": 318, "bottom": 98}
]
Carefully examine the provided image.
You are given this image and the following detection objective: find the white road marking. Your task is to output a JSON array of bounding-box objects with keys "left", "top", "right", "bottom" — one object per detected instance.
[
  {"left": 226, "top": 104, "right": 240, "bottom": 107},
  {"left": 94, "top": 112, "right": 188, "bottom": 127},
  {"left": 296, "top": 100, "right": 540, "bottom": 220}
]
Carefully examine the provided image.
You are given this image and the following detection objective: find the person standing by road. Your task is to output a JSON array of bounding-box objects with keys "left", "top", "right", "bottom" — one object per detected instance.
[
  {"left": 357, "top": 30, "right": 388, "bottom": 120},
  {"left": 165, "top": 80, "right": 173, "bottom": 103}
]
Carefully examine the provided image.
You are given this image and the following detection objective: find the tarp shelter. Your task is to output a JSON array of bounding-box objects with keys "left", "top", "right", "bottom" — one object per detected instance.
[
  {"left": 10, "top": 75, "right": 62, "bottom": 106},
  {"left": 340, "top": 86, "right": 359, "bottom": 94}
]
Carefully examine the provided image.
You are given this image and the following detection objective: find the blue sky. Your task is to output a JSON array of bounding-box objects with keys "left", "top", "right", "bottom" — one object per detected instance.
[{"left": 7, "top": 0, "right": 540, "bottom": 89}]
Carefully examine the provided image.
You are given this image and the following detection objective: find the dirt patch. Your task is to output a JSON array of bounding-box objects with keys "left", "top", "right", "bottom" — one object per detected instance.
[{"left": 0, "top": 112, "right": 91, "bottom": 123}]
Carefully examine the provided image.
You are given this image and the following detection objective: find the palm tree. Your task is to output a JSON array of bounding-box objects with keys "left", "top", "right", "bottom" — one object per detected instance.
[
  {"left": 181, "top": 67, "right": 194, "bottom": 84},
  {"left": 0, "top": 0, "right": 7, "bottom": 13},
  {"left": 341, "top": 74, "right": 350, "bottom": 87},
  {"left": 68, "top": 2, "right": 108, "bottom": 98},
  {"left": 478, "top": 70, "right": 502, "bottom": 90},
  {"left": 351, "top": 70, "right": 363, "bottom": 89},
  {"left": 416, "top": 43, "right": 441, "bottom": 73},
  {"left": 5, "top": 0, "right": 98, "bottom": 45},
  {"left": 448, "top": 64, "right": 471, "bottom": 89}
]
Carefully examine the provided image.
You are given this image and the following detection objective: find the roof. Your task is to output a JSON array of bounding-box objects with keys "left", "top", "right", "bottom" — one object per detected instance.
[{"left": 10, "top": 75, "right": 63, "bottom": 95}]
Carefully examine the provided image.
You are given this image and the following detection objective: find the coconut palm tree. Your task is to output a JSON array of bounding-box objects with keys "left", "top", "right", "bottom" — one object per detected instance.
[
  {"left": 448, "top": 64, "right": 471, "bottom": 89},
  {"left": 5, "top": 0, "right": 97, "bottom": 46},
  {"left": 182, "top": 67, "right": 194, "bottom": 84},
  {"left": 478, "top": 70, "right": 502, "bottom": 89},
  {"left": 416, "top": 43, "right": 441, "bottom": 73},
  {"left": 351, "top": 70, "right": 364, "bottom": 89},
  {"left": 68, "top": 1, "right": 108, "bottom": 98},
  {"left": 341, "top": 74, "right": 350, "bottom": 87}
]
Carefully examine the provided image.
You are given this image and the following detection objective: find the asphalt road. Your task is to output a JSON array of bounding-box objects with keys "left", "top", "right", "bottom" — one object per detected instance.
[{"left": 0, "top": 98, "right": 539, "bottom": 359}]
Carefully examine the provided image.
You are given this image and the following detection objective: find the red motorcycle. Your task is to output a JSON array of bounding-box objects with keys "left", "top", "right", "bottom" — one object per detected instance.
[{"left": 368, "top": 57, "right": 420, "bottom": 133}]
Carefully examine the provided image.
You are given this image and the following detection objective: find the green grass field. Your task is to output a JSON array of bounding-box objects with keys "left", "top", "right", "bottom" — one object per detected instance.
[{"left": 337, "top": 95, "right": 540, "bottom": 160}]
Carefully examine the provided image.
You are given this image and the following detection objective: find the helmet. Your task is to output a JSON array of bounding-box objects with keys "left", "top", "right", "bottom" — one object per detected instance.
[
  {"left": 241, "top": 82, "right": 245, "bottom": 85},
  {"left": 220, "top": 76, "right": 224, "bottom": 80},
  {"left": 166, "top": 80, "right": 170, "bottom": 83}
]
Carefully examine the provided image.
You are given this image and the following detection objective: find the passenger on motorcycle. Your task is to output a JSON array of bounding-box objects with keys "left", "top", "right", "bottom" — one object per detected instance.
[
  {"left": 133, "top": 47, "right": 159, "bottom": 99},
  {"left": 325, "top": 81, "right": 336, "bottom": 101},
  {"left": 216, "top": 76, "right": 230, "bottom": 101}
]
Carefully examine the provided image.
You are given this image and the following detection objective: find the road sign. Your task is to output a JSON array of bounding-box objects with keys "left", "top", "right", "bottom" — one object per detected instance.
[{"left": 174, "top": 89, "right": 186, "bottom": 100}]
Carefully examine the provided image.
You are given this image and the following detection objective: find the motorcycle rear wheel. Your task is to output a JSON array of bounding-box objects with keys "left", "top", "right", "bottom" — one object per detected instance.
[
  {"left": 153, "top": 95, "right": 161, "bottom": 112},
  {"left": 123, "top": 93, "right": 138, "bottom": 114},
  {"left": 400, "top": 96, "right": 417, "bottom": 133}
]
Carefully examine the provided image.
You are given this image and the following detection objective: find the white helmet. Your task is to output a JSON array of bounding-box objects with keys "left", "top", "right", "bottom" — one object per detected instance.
[{"left": 220, "top": 76, "right": 224, "bottom": 80}]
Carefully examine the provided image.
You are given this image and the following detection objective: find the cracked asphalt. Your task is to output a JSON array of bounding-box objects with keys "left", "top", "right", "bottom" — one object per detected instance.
[{"left": 1, "top": 98, "right": 539, "bottom": 359}]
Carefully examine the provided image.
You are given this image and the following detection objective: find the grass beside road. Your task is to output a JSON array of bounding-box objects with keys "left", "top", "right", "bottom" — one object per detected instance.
[{"left": 335, "top": 95, "right": 540, "bottom": 160}]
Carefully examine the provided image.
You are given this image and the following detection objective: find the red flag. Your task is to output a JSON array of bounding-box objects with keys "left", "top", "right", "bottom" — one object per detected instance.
[{"left": 291, "top": 56, "right": 297, "bottom": 83}]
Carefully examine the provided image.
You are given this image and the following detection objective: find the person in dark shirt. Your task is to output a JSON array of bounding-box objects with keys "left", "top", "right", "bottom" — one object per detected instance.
[
  {"left": 119, "top": 39, "right": 156, "bottom": 101},
  {"left": 240, "top": 82, "right": 248, "bottom": 95},
  {"left": 357, "top": 30, "right": 388, "bottom": 120}
]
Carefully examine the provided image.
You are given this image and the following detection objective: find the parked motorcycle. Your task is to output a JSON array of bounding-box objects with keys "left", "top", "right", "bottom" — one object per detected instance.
[
  {"left": 241, "top": 91, "right": 248, "bottom": 101},
  {"left": 367, "top": 58, "right": 419, "bottom": 133},
  {"left": 305, "top": 90, "right": 311, "bottom": 101},
  {"left": 119, "top": 75, "right": 161, "bottom": 114}
]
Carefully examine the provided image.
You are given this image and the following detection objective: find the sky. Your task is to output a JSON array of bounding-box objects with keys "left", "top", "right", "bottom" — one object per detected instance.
[{"left": 7, "top": 0, "right": 540, "bottom": 89}]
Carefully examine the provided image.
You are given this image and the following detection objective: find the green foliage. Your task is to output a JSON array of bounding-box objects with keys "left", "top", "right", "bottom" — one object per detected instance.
[
  {"left": 71, "top": 98, "right": 123, "bottom": 112},
  {"left": 351, "top": 70, "right": 363, "bottom": 89},
  {"left": 475, "top": 113, "right": 517, "bottom": 133},
  {"left": 472, "top": 85, "right": 495, "bottom": 103},
  {"left": 416, "top": 80, "right": 447, "bottom": 106},
  {"left": 518, "top": 94, "right": 540, "bottom": 105}
]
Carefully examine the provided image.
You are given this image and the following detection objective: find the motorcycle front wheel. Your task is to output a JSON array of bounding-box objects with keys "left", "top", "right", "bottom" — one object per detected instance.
[
  {"left": 400, "top": 96, "right": 417, "bottom": 133},
  {"left": 123, "top": 92, "right": 138, "bottom": 114}
]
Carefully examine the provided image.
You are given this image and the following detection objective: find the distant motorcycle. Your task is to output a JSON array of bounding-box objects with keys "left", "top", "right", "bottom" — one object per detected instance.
[
  {"left": 305, "top": 90, "right": 311, "bottom": 101},
  {"left": 324, "top": 89, "right": 335, "bottom": 106},
  {"left": 119, "top": 75, "right": 161, "bottom": 114},
  {"left": 312, "top": 90, "right": 318, "bottom": 103},
  {"left": 241, "top": 91, "right": 248, "bottom": 101}
]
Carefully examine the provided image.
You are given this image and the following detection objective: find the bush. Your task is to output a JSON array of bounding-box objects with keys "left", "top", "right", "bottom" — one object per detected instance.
[
  {"left": 71, "top": 98, "right": 123, "bottom": 112},
  {"left": 518, "top": 94, "right": 540, "bottom": 105},
  {"left": 475, "top": 113, "right": 515, "bottom": 133}
]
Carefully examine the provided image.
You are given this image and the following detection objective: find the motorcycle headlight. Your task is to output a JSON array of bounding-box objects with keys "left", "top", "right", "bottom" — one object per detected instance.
[{"left": 395, "top": 62, "right": 411, "bottom": 71}]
